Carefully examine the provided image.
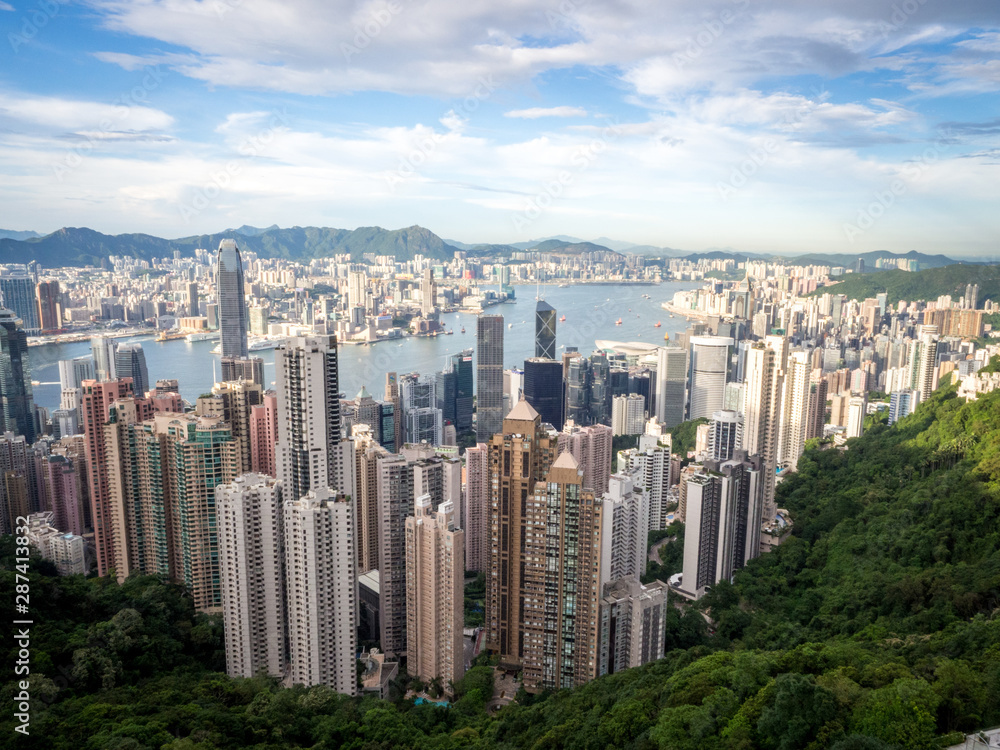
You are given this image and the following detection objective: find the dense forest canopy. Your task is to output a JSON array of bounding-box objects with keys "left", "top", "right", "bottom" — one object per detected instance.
[{"left": 2, "top": 373, "right": 999, "bottom": 749}]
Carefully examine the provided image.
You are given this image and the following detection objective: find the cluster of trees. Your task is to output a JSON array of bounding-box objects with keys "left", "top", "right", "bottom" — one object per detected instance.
[
  {"left": 3, "top": 374, "right": 1000, "bottom": 748},
  {"left": 805, "top": 263, "right": 1000, "bottom": 305}
]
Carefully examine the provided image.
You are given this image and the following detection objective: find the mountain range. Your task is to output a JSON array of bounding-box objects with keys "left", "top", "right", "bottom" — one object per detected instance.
[{"left": 0, "top": 224, "right": 972, "bottom": 270}]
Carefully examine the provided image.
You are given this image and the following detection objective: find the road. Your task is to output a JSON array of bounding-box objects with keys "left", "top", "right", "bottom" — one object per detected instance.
[{"left": 648, "top": 535, "right": 677, "bottom": 564}]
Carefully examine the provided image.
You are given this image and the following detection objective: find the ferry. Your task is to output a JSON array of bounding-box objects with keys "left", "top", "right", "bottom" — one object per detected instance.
[
  {"left": 615, "top": 318, "right": 623, "bottom": 326},
  {"left": 460, "top": 327, "right": 466, "bottom": 333},
  {"left": 249, "top": 337, "right": 285, "bottom": 351},
  {"left": 185, "top": 331, "right": 219, "bottom": 342}
]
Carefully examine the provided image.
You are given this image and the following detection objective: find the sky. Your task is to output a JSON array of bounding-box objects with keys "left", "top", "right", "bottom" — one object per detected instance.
[{"left": 0, "top": 0, "right": 998, "bottom": 257}]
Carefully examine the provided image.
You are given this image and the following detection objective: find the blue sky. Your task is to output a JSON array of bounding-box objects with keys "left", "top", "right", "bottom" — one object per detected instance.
[{"left": 1, "top": 0, "right": 998, "bottom": 256}]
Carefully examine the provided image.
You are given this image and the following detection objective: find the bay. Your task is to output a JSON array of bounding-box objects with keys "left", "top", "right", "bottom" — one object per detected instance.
[{"left": 28, "top": 281, "right": 702, "bottom": 412}]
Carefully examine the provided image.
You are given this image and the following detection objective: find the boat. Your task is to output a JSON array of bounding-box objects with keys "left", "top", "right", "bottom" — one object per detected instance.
[
  {"left": 669, "top": 313, "right": 674, "bottom": 318},
  {"left": 508, "top": 323, "right": 513, "bottom": 329},
  {"left": 460, "top": 326, "right": 465, "bottom": 333},
  {"left": 185, "top": 331, "right": 219, "bottom": 342},
  {"left": 654, "top": 322, "right": 662, "bottom": 328},
  {"left": 663, "top": 332, "right": 670, "bottom": 341},
  {"left": 615, "top": 318, "right": 623, "bottom": 326},
  {"left": 249, "top": 337, "right": 285, "bottom": 351},
  {"left": 559, "top": 315, "right": 566, "bottom": 322}
]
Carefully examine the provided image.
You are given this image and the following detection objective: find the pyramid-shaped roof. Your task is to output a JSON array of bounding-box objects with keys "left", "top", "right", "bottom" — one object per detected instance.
[
  {"left": 505, "top": 398, "right": 539, "bottom": 422},
  {"left": 552, "top": 451, "right": 579, "bottom": 470}
]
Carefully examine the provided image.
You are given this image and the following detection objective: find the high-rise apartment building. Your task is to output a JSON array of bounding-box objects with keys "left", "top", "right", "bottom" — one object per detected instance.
[
  {"left": 401, "top": 374, "right": 443, "bottom": 446},
  {"left": 353, "top": 424, "right": 388, "bottom": 576},
  {"left": 741, "top": 338, "right": 783, "bottom": 521},
  {"left": 688, "top": 336, "right": 733, "bottom": 421},
  {"left": 611, "top": 393, "right": 645, "bottom": 436},
  {"left": 0, "top": 308, "right": 36, "bottom": 443},
  {"left": 777, "top": 350, "right": 811, "bottom": 469},
  {"left": 476, "top": 315, "right": 504, "bottom": 441},
  {"left": 888, "top": 389, "right": 919, "bottom": 425},
  {"left": 708, "top": 409, "right": 742, "bottom": 462},
  {"left": 599, "top": 473, "right": 648, "bottom": 584},
  {"left": 58, "top": 356, "right": 95, "bottom": 393},
  {"left": 249, "top": 391, "right": 278, "bottom": 477},
  {"left": 598, "top": 577, "right": 668, "bottom": 676},
  {"left": 534, "top": 300, "right": 557, "bottom": 359},
  {"left": 385, "top": 372, "right": 404, "bottom": 456},
  {"left": 377, "top": 444, "right": 460, "bottom": 657},
  {"left": 405, "top": 495, "right": 465, "bottom": 693},
  {"left": 557, "top": 420, "right": 612, "bottom": 496},
  {"left": 82, "top": 378, "right": 135, "bottom": 576},
  {"left": 486, "top": 399, "right": 558, "bottom": 668},
  {"left": 276, "top": 335, "right": 353, "bottom": 504},
  {"left": 520, "top": 452, "right": 603, "bottom": 691},
  {"left": 217, "top": 474, "right": 287, "bottom": 679},
  {"left": 284, "top": 488, "right": 357, "bottom": 693},
  {"left": 463, "top": 442, "right": 489, "bottom": 573},
  {"left": 217, "top": 239, "right": 249, "bottom": 359},
  {"left": 910, "top": 331, "right": 939, "bottom": 401},
  {"left": 208, "top": 379, "right": 263, "bottom": 474},
  {"left": 805, "top": 379, "right": 828, "bottom": 441},
  {"left": 618, "top": 430, "right": 672, "bottom": 531},
  {"left": 220, "top": 356, "right": 265, "bottom": 386},
  {"left": 846, "top": 395, "right": 867, "bottom": 439},
  {"left": 679, "top": 452, "right": 763, "bottom": 599}
]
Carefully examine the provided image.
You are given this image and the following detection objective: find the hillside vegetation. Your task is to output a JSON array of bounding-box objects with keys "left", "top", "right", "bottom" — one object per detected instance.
[
  {"left": 2, "top": 377, "right": 1000, "bottom": 748},
  {"left": 810, "top": 263, "right": 1000, "bottom": 305}
]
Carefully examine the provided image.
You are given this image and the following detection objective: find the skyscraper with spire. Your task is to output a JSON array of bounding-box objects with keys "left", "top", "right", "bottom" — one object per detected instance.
[
  {"left": 217, "top": 239, "right": 248, "bottom": 359},
  {"left": 534, "top": 300, "right": 557, "bottom": 359}
]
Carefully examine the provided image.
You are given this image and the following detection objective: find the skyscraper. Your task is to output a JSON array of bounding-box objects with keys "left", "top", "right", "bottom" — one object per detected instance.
[
  {"left": 0, "top": 308, "right": 36, "bottom": 443},
  {"left": 520, "top": 452, "right": 603, "bottom": 691},
  {"left": 680, "top": 452, "right": 763, "bottom": 599},
  {"left": 688, "top": 336, "right": 734, "bottom": 421},
  {"left": 741, "top": 338, "right": 783, "bottom": 520},
  {"left": 36, "top": 279, "right": 61, "bottom": 331},
  {"left": 91, "top": 335, "right": 116, "bottom": 381},
  {"left": 249, "top": 392, "right": 278, "bottom": 477},
  {"left": 217, "top": 474, "right": 287, "bottom": 680},
  {"left": 557, "top": 420, "right": 612, "bottom": 496},
  {"left": 599, "top": 473, "right": 648, "bottom": 584},
  {"left": 534, "top": 300, "right": 557, "bottom": 359},
  {"left": 275, "top": 335, "right": 352, "bottom": 504},
  {"left": 708, "top": 410, "right": 742, "bottom": 462},
  {"left": 463, "top": 442, "right": 489, "bottom": 573},
  {"left": 353, "top": 424, "right": 388, "bottom": 576},
  {"left": 0, "top": 274, "right": 40, "bottom": 333},
  {"left": 611, "top": 393, "right": 645, "bottom": 436},
  {"left": 82, "top": 378, "right": 135, "bottom": 576},
  {"left": 476, "top": 315, "right": 504, "bottom": 441},
  {"left": 777, "top": 350, "right": 811, "bottom": 469},
  {"left": 217, "top": 239, "right": 249, "bottom": 359},
  {"left": 284, "top": 487, "right": 357, "bottom": 693},
  {"left": 405, "top": 495, "right": 465, "bottom": 693},
  {"left": 220, "top": 355, "right": 265, "bottom": 386},
  {"left": 619, "top": 431, "right": 672, "bottom": 530},
  {"left": 486, "top": 399, "right": 558, "bottom": 668},
  {"left": 113, "top": 343, "right": 150, "bottom": 397},
  {"left": 523, "top": 357, "right": 564, "bottom": 430},
  {"left": 58, "top": 356, "right": 95, "bottom": 393}
]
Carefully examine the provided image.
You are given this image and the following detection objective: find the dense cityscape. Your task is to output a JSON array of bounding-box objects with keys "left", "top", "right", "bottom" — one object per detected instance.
[
  {"left": 3, "top": 0, "right": 1000, "bottom": 747},
  {"left": 4, "top": 232, "right": 1000, "bottom": 746}
]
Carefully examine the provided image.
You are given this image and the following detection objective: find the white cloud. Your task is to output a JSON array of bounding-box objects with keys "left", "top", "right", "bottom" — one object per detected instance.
[
  {"left": 0, "top": 92, "right": 173, "bottom": 134},
  {"left": 504, "top": 106, "right": 588, "bottom": 119},
  {"left": 0, "top": 2, "right": 15, "bottom": 11}
]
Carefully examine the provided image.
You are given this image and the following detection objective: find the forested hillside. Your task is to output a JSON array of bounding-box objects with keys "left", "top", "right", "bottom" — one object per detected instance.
[
  {"left": 2, "top": 376, "right": 999, "bottom": 749},
  {"left": 809, "top": 263, "right": 1000, "bottom": 305}
]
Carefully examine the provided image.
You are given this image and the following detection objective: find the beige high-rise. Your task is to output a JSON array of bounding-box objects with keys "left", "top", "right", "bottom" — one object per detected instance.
[
  {"left": 463, "top": 443, "right": 488, "bottom": 573},
  {"left": 521, "top": 452, "right": 603, "bottom": 691},
  {"left": 405, "top": 495, "right": 464, "bottom": 693},
  {"left": 741, "top": 338, "right": 783, "bottom": 521},
  {"left": 486, "top": 399, "right": 557, "bottom": 669}
]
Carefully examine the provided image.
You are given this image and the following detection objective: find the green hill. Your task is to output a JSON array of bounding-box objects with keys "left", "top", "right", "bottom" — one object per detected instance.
[
  {"left": 809, "top": 263, "right": 1000, "bottom": 305},
  {"left": 0, "top": 225, "right": 461, "bottom": 267},
  {"left": 3, "top": 377, "right": 1000, "bottom": 748}
]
